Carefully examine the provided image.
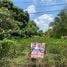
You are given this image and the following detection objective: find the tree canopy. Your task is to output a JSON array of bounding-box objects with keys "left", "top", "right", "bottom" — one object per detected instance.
[
  {"left": 48, "top": 7, "right": 67, "bottom": 38},
  {"left": 0, "top": 0, "right": 39, "bottom": 39}
]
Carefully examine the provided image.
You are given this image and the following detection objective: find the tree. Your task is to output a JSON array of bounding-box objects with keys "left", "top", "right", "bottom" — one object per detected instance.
[
  {"left": 0, "top": 0, "right": 29, "bottom": 39},
  {"left": 24, "top": 20, "right": 39, "bottom": 37},
  {"left": 49, "top": 8, "right": 67, "bottom": 38}
]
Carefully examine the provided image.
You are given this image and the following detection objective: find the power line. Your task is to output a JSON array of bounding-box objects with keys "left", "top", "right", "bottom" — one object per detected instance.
[
  {"left": 13, "top": 0, "right": 67, "bottom": 7},
  {"left": 28, "top": 9, "right": 63, "bottom": 14},
  {"left": 13, "top": 1, "right": 67, "bottom": 11},
  {"left": 24, "top": 2, "right": 67, "bottom": 4},
  {"left": 22, "top": 2, "right": 67, "bottom": 7},
  {"left": 19, "top": 1, "right": 67, "bottom": 4},
  {"left": 13, "top": 1, "right": 67, "bottom": 14},
  {"left": 37, "top": 3, "right": 67, "bottom": 7}
]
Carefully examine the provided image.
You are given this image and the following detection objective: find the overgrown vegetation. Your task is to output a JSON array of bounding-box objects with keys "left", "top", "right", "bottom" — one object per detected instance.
[
  {"left": 0, "top": 37, "right": 67, "bottom": 66},
  {"left": 46, "top": 7, "right": 67, "bottom": 38},
  {"left": 0, "top": 0, "right": 67, "bottom": 67}
]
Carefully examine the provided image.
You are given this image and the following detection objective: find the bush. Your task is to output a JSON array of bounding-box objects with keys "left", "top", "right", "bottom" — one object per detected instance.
[{"left": 0, "top": 39, "right": 18, "bottom": 59}]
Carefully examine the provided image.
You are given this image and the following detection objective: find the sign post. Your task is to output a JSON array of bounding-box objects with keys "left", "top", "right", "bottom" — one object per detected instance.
[{"left": 31, "top": 42, "right": 45, "bottom": 67}]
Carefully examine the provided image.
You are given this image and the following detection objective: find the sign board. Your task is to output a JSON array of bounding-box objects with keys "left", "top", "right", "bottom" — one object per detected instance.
[{"left": 31, "top": 42, "right": 45, "bottom": 59}]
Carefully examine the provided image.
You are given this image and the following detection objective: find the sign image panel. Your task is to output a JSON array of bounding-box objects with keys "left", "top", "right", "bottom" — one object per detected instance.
[{"left": 31, "top": 42, "right": 45, "bottom": 59}]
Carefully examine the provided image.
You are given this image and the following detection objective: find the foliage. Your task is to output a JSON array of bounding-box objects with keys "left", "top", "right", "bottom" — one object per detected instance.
[
  {"left": 0, "top": 0, "right": 30, "bottom": 39},
  {"left": 24, "top": 20, "right": 39, "bottom": 37},
  {"left": 0, "top": 36, "right": 67, "bottom": 66},
  {"left": 0, "top": 0, "right": 39, "bottom": 39},
  {"left": 0, "top": 0, "right": 67, "bottom": 67},
  {"left": 7, "top": 37, "right": 67, "bottom": 64},
  {"left": 0, "top": 39, "right": 16, "bottom": 58},
  {"left": 48, "top": 8, "right": 67, "bottom": 38}
]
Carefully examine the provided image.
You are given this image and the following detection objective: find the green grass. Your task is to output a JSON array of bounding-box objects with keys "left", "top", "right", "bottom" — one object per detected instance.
[
  {"left": 14, "top": 36, "right": 67, "bottom": 46},
  {"left": 11, "top": 36, "right": 67, "bottom": 55},
  {"left": 2, "top": 37, "right": 67, "bottom": 64}
]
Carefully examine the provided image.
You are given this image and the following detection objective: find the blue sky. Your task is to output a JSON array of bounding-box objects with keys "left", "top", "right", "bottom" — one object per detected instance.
[{"left": 13, "top": 0, "right": 67, "bottom": 32}]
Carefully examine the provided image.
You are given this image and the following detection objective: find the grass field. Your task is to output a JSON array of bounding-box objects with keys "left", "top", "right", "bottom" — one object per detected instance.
[
  {"left": 8, "top": 36, "right": 67, "bottom": 64},
  {"left": 0, "top": 37, "right": 67, "bottom": 66}
]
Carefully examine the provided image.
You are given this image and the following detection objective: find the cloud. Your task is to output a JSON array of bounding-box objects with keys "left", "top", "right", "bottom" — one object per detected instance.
[
  {"left": 34, "top": 14, "right": 54, "bottom": 32},
  {"left": 25, "top": 5, "right": 36, "bottom": 17}
]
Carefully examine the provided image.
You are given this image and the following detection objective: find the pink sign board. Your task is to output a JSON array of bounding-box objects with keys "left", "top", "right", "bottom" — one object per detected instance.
[{"left": 31, "top": 42, "right": 45, "bottom": 59}]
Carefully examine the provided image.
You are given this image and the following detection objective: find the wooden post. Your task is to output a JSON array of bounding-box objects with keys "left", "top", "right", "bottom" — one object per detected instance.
[{"left": 31, "top": 58, "right": 36, "bottom": 67}]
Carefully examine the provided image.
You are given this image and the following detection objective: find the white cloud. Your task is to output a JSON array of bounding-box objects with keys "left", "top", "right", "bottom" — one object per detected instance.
[
  {"left": 26, "top": 5, "right": 36, "bottom": 17},
  {"left": 34, "top": 14, "right": 54, "bottom": 32}
]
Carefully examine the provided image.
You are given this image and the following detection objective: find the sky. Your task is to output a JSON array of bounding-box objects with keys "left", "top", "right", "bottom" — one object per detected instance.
[{"left": 13, "top": 0, "right": 67, "bottom": 32}]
